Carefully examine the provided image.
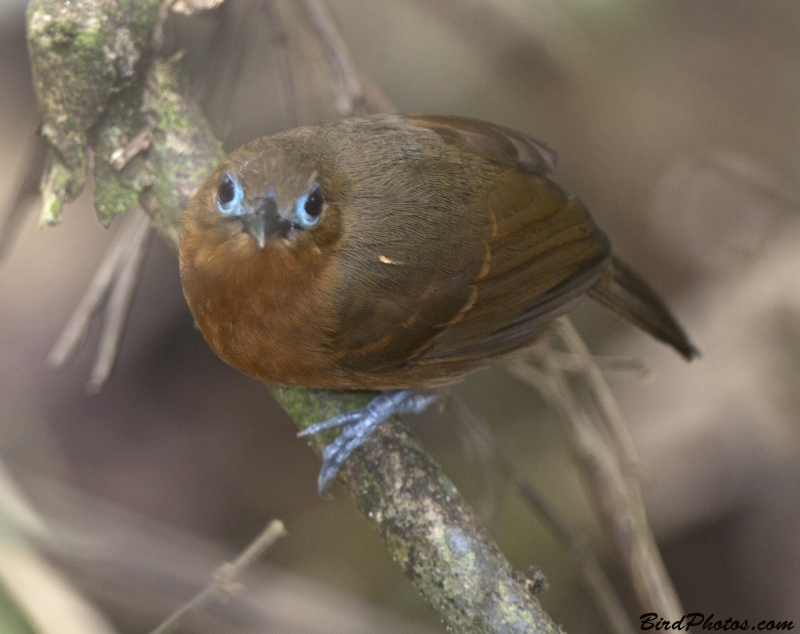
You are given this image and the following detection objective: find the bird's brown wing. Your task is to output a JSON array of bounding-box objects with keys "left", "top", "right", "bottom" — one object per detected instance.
[
  {"left": 413, "top": 167, "right": 610, "bottom": 370},
  {"left": 327, "top": 115, "right": 608, "bottom": 377}
]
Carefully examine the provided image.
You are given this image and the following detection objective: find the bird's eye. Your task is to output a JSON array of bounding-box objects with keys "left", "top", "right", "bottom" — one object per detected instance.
[
  {"left": 304, "top": 190, "right": 323, "bottom": 218},
  {"left": 295, "top": 187, "right": 324, "bottom": 227},
  {"left": 218, "top": 175, "right": 234, "bottom": 204},
  {"left": 216, "top": 173, "right": 244, "bottom": 215}
]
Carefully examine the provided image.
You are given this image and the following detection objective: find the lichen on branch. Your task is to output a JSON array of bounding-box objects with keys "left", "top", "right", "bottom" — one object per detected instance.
[{"left": 27, "top": 0, "right": 162, "bottom": 225}]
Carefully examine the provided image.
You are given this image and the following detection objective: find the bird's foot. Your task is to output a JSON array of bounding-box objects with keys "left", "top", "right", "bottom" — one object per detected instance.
[{"left": 298, "top": 390, "right": 441, "bottom": 495}]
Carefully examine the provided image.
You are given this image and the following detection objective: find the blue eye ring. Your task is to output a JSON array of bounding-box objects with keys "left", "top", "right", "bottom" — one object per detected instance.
[
  {"left": 295, "top": 186, "right": 324, "bottom": 227},
  {"left": 216, "top": 173, "right": 244, "bottom": 215}
]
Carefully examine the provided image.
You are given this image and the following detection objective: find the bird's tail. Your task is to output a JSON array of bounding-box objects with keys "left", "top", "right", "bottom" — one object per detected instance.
[{"left": 588, "top": 256, "right": 699, "bottom": 360}]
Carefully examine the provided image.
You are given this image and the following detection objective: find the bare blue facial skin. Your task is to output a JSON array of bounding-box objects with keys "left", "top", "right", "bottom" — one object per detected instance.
[{"left": 216, "top": 174, "right": 325, "bottom": 247}]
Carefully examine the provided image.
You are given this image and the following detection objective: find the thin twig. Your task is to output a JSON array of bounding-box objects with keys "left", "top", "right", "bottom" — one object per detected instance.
[
  {"left": 0, "top": 132, "right": 47, "bottom": 262},
  {"left": 451, "top": 397, "right": 637, "bottom": 634},
  {"left": 507, "top": 343, "right": 685, "bottom": 621},
  {"left": 196, "top": 0, "right": 253, "bottom": 143},
  {"left": 47, "top": 209, "right": 150, "bottom": 369},
  {"left": 109, "top": 131, "right": 151, "bottom": 171},
  {"left": 550, "top": 321, "right": 685, "bottom": 622},
  {"left": 149, "top": 519, "right": 287, "bottom": 634},
  {"left": 262, "top": 0, "right": 299, "bottom": 128},
  {"left": 545, "top": 351, "right": 653, "bottom": 382},
  {"left": 86, "top": 209, "right": 153, "bottom": 393},
  {"left": 552, "top": 317, "right": 641, "bottom": 475},
  {"left": 296, "top": 0, "right": 365, "bottom": 117},
  {"left": 357, "top": 71, "right": 397, "bottom": 115},
  {"left": 195, "top": 1, "right": 233, "bottom": 111}
]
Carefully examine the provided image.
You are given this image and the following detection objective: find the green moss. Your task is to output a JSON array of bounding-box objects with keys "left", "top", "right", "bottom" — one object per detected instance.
[
  {"left": 357, "top": 463, "right": 386, "bottom": 499},
  {"left": 84, "top": 54, "right": 222, "bottom": 238},
  {"left": 267, "top": 384, "right": 375, "bottom": 441},
  {"left": 26, "top": 0, "right": 162, "bottom": 224},
  {"left": 92, "top": 86, "right": 153, "bottom": 225},
  {"left": 141, "top": 57, "right": 224, "bottom": 246},
  {"left": 119, "top": 0, "right": 162, "bottom": 44},
  {"left": 40, "top": 154, "right": 86, "bottom": 226}
]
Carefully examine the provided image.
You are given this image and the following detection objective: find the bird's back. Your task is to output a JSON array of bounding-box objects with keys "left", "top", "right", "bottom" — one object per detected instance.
[{"left": 304, "top": 116, "right": 613, "bottom": 387}]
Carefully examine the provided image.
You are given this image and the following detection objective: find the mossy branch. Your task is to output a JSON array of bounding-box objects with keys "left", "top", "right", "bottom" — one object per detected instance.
[{"left": 26, "top": 1, "right": 564, "bottom": 632}]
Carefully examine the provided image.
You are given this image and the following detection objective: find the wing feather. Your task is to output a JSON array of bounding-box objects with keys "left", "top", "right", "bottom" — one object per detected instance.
[
  {"left": 323, "top": 115, "right": 608, "bottom": 377},
  {"left": 416, "top": 169, "right": 609, "bottom": 364}
]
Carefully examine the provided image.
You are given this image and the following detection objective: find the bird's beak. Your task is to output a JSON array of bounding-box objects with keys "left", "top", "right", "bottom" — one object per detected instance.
[
  {"left": 241, "top": 196, "right": 291, "bottom": 248},
  {"left": 241, "top": 213, "right": 267, "bottom": 249}
]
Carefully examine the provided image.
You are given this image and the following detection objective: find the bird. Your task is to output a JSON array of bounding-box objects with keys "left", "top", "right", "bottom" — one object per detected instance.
[{"left": 179, "top": 114, "right": 697, "bottom": 493}]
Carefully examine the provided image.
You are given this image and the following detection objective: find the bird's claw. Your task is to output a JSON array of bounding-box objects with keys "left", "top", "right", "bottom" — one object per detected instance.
[{"left": 298, "top": 390, "right": 441, "bottom": 495}]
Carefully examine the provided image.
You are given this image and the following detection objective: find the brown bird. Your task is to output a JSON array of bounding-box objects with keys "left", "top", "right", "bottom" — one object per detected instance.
[{"left": 180, "top": 114, "right": 697, "bottom": 491}]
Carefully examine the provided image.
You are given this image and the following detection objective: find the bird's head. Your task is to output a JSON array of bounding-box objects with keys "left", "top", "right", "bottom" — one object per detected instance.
[{"left": 181, "top": 136, "right": 347, "bottom": 268}]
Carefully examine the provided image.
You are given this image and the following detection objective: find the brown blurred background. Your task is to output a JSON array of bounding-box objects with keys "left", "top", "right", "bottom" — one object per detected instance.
[{"left": 1, "top": 1, "right": 799, "bottom": 632}]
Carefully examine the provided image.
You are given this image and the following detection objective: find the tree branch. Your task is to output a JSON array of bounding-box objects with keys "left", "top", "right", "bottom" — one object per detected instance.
[
  {"left": 26, "top": 1, "right": 565, "bottom": 631},
  {"left": 452, "top": 398, "right": 636, "bottom": 634},
  {"left": 506, "top": 335, "right": 684, "bottom": 620}
]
